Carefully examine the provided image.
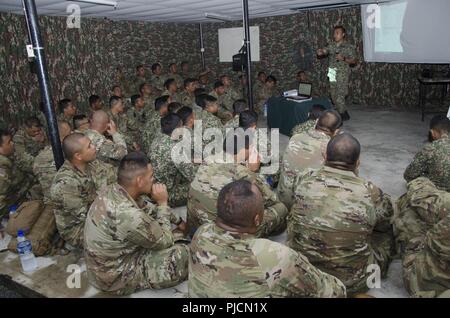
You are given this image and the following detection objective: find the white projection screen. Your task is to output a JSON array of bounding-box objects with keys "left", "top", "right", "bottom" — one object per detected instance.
[
  {"left": 218, "top": 26, "right": 260, "bottom": 62},
  {"left": 362, "top": 0, "right": 450, "bottom": 63}
]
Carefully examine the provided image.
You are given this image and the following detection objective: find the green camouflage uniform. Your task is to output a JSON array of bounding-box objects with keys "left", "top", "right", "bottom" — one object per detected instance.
[
  {"left": 125, "top": 107, "right": 147, "bottom": 148},
  {"left": 189, "top": 223, "right": 347, "bottom": 298},
  {"left": 151, "top": 74, "right": 166, "bottom": 92},
  {"left": 13, "top": 128, "right": 48, "bottom": 170},
  {"left": 50, "top": 160, "right": 116, "bottom": 248},
  {"left": 196, "top": 110, "right": 223, "bottom": 130},
  {"left": 404, "top": 135, "right": 450, "bottom": 191},
  {"left": 130, "top": 75, "right": 149, "bottom": 96},
  {"left": 141, "top": 112, "right": 162, "bottom": 154},
  {"left": 0, "top": 154, "right": 37, "bottom": 217},
  {"left": 224, "top": 115, "right": 239, "bottom": 129},
  {"left": 253, "top": 81, "right": 264, "bottom": 101},
  {"left": 33, "top": 146, "right": 57, "bottom": 205},
  {"left": 84, "top": 183, "right": 189, "bottom": 295},
  {"left": 394, "top": 177, "right": 450, "bottom": 255},
  {"left": 84, "top": 129, "right": 127, "bottom": 166},
  {"left": 291, "top": 119, "right": 316, "bottom": 136},
  {"left": 287, "top": 166, "right": 395, "bottom": 295},
  {"left": 402, "top": 185, "right": 450, "bottom": 297},
  {"left": 187, "top": 153, "right": 288, "bottom": 237},
  {"left": 142, "top": 95, "right": 156, "bottom": 113},
  {"left": 209, "top": 90, "right": 232, "bottom": 123},
  {"left": 106, "top": 110, "right": 135, "bottom": 149},
  {"left": 178, "top": 90, "right": 195, "bottom": 108},
  {"left": 167, "top": 72, "right": 184, "bottom": 89},
  {"left": 148, "top": 133, "right": 198, "bottom": 207},
  {"left": 324, "top": 41, "right": 356, "bottom": 113},
  {"left": 255, "top": 86, "right": 273, "bottom": 115},
  {"left": 222, "top": 86, "right": 241, "bottom": 112},
  {"left": 161, "top": 90, "right": 179, "bottom": 102},
  {"left": 277, "top": 129, "right": 329, "bottom": 209}
]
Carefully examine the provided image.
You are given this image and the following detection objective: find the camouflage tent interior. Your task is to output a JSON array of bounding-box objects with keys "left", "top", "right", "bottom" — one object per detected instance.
[{"left": 0, "top": 1, "right": 447, "bottom": 126}]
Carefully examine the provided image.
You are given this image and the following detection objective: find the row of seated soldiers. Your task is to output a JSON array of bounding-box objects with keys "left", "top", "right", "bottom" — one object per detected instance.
[{"left": 1, "top": 88, "right": 449, "bottom": 297}]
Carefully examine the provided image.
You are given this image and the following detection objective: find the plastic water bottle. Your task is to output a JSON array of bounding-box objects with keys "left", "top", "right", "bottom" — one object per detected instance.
[
  {"left": 17, "top": 230, "right": 37, "bottom": 272},
  {"left": 9, "top": 204, "right": 17, "bottom": 216},
  {"left": 263, "top": 102, "right": 268, "bottom": 117}
]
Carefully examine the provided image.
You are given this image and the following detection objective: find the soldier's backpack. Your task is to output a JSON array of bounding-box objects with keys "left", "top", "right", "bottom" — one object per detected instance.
[{"left": 6, "top": 200, "right": 44, "bottom": 236}]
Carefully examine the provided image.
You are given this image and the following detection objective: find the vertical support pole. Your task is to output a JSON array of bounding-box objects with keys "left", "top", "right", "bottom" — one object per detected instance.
[
  {"left": 199, "top": 23, "right": 206, "bottom": 71},
  {"left": 242, "top": 0, "right": 253, "bottom": 110},
  {"left": 22, "top": 0, "right": 64, "bottom": 169}
]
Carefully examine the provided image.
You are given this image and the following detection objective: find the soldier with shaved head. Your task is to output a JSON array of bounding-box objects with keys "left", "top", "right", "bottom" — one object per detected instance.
[
  {"left": 50, "top": 133, "right": 116, "bottom": 249},
  {"left": 287, "top": 133, "right": 395, "bottom": 295},
  {"left": 84, "top": 110, "right": 127, "bottom": 166},
  {"left": 189, "top": 179, "right": 346, "bottom": 298}
]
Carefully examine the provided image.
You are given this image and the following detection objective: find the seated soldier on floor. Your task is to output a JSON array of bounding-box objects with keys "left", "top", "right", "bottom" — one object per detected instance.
[
  {"left": 50, "top": 133, "right": 116, "bottom": 249},
  {"left": 126, "top": 94, "right": 146, "bottom": 148},
  {"left": 195, "top": 94, "right": 223, "bottom": 130},
  {"left": 107, "top": 95, "right": 138, "bottom": 151},
  {"left": 88, "top": 95, "right": 105, "bottom": 117},
  {"left": 209, "top": 81, "right": 233, "bottom": 123},
  {"left": 84, "top": 110, "right": 128, "bottom": 166},
  {"left": 404, "top": 115, "right": 450, "bottom": 191},
  {"left": 84, "top": 152, "right": 189, "bottom": 296},
  {"left": 0, "top": 129, "right": 41, "bottom": 220},
  {"left": 291, "top": 104, "right": 327, "bottom": 136},
  {"left": 225, "top": 99, "right": 248, "bottom": 129},
  {"left": 142, "top": 95, "right": 171, "bottom": 153},
  {"left": 178, "top": 78, "right": 197, "bottom": 108},
  {"left": 187, "top": 130, "right": 288, "bottom": 238},
  {"left": 394, "top": 177, "right": 450, "bottom": 256},
  {"left": 287, "top": 133, "right": 395, "bottom": 295},
  {"left": 189, "top": 179, "right": 347, "bottom": 298},
  {"left": 162, "top": 78, "right": 179, "bottom": 102},
  {"left": 73, "top": 114, "right": 90, "bottom": 133},
  {"left": 13, "top": 116, "right": 48, "bottom": 171},
  {"left": 399, "top": 178, "right": 450, "bottom": 298},
  {"left": 278, "top": 110, "right": 342, "bottom": 209},
  {"left": 57, "top": 99, "right": 77, "bottom": 130},
  {"left": 148, "top": 114, "right": 198, "bottom": 207}
]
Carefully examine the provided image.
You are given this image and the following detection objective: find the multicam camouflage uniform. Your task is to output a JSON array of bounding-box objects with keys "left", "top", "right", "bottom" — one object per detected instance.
[
  {"left": 106, "top": 110, "right": 135, "bottom": 149},
  {"left": 404, "top": 135, "right": 450, "bottom": 191},
  {"left": 402, "top": 183, "right": 450, "bottom": 297},
  {"left": 189, "top": 223, "right": 347, "bottom": 298},
  {"left": 324, "top": 41, "right": 356, "bottom": 114},
  {"left": 394, "top": 177, "right": 450, "bottom": 255},
  {"left": 50, "top": 160, "right": 116, "bottom": 248},
  {"left": 33, "top": 146, "right": 57, "bottom": 205},
  {"left": 287, "top": 165, "right": 395, "bottom": 295},
  {"left": 13, "top": 128, "right": 48, "bottom": 170},
  {"left": 84, "top": 129, "right": 127, "bottom": 166},
  {"left": 84, "top": 183, "right": 189, "bottom": 295},
  {"left": 277, "top": 129, "right": 330, "bottom": 209},
  {"left": 57, "top": 113, "right": 75, "bottom": 130},
  {"left": 0, "top": 154, "right": 37, "bottom": 217},
  {"left": 291, "top": 119, "right": 316, "bottom": 136},
  {"left": 148, "top": 133, "right": 198, "bottom": 207},
  {"left": 187, "top": 153, "right": 288, "bottom": 237}
]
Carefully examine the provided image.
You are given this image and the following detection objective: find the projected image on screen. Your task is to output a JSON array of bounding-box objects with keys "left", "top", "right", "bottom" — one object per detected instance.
[
  {"left": 362, "top": 0, "right": 450, "bottom": 63},
  {"left": 374, "top": 1, "right": 407, "bottom": 54}
]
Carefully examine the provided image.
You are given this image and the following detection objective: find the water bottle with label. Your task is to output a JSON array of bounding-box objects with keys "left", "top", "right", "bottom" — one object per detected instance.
[{"left": 17, "top": 229, "right": 37, "bottom": 272}]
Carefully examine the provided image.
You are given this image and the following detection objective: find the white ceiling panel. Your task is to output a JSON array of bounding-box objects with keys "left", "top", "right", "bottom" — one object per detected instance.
[{"left": 0, "top": 0, "right": 376, "bottom": 23}]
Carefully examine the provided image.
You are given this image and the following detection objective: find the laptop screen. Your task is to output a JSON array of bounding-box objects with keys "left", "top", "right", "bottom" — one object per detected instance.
[{"left": 298, "top": 83, "right": 312, "bottom": 97}]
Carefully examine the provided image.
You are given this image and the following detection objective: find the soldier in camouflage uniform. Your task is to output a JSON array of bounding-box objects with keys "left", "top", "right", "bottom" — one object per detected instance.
[
  {"left": 150, "top": 63, "right": 166, "bottom": 93},
  {"left": 209, "top": 81, "right": 233, "bottom": 123},
  {"left": 141, "top": 95, "right": 170, "bottom": 154},
  {"left": 161, "top": 78, "right": 179, "bottom": 102},
  {"left": 57, "top": 99, "right": 78, "bottom": 130},
  {"left": 87, "top": 95, "right": 106, "bottom": 117},
  {"left": 73, "top": 114, "right": 90, "bottom": 133},
  {"left": 178, "top": 78, "right": 197, "bottom": 108},
  {"left": 139, "top": 82, "right": 156, "bottom": 114},
  {"left": 291, "top": 104, "right": 327, "bottom": 136},
  {"left": 402, "top": 181, "right": 450, "bottom": 298},
  {"left": 148, "top": 114, "right": 198, "bottom": 207},
  {"left": 13, "top": 116, "right": 48, "bottom": 170},
  {"left": 106, "top": 96, "right": 138, "bottom": 151},
  {"left": 125, "top": 94, "right": 147, "bottom": 147},
  {"left": 130, "top": 65, "right": 150, "bottom": 96},
  {"left": 253, "top": 71, "right": 267, "bottom": 100},
  {"left": 33, "top": 121, "right": 72, "bottom": 204},
  {"left": 84, "top": 110, "right": 128, "bottom": 166},
  {"left": 50, "top": 133, "right": 116, "bottom": 248},
  {"left": 394, "top": 177, "right": 450, "bottom": 256},
  {"left": 404, "top": 115, "right": 450, "bottom": 191},
  {"left": 224, "top": 99, "right": 248, "bottom": 129},
  {"left": 189, "top": 179, "right": 346, "bottom": 298},
  {"left": 198, "top": 73, "right": 212, "bottom": 92},
  {"left": 195, "top": 94, "right": 224, "bottom": 130},
  {"left": 317, "top": 26, "right": 357, "bottom": 120},
  {"left": 167, "top": 63, "right": 184, "bottom": 89},
  {"left": 288, "top": 133, "right": 395, "bottom": 295},
  {"left": 0, "top": 129, "right": 39, "bottom": 218},
  {"left": 220, "top": 75, "right": 242, "bottom": 113},
  {"left": 188, "top": 131, "right": 288, "bottom": 237},
  {"left": 84, "top": 152, "right": 188, "bottom": 295},
  {"left": 255, "top": 75, "right": 277, "bottom": 115},
  {"left": 278, "top": 110, "right": 342, "bottom": 209}
]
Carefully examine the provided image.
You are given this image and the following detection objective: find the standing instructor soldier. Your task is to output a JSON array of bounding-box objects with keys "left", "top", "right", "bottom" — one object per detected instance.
[{"left": 317, "top": 26, "right": 357, "bottom": 121}]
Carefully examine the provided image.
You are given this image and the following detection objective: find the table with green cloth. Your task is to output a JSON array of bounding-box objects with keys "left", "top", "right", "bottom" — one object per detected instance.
[{"left": 266, "top": 96, "right": 332, "bottom": 136}]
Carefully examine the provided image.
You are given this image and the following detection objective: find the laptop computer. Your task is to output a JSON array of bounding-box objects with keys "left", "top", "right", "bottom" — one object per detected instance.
[{"left": 288, "top": 82, "right": 312, "bottom": 100}]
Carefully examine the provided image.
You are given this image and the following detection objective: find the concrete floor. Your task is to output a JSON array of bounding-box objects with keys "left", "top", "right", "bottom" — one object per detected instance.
[{"left": 0, "top": 107, "right": 431, "bottom": 298}]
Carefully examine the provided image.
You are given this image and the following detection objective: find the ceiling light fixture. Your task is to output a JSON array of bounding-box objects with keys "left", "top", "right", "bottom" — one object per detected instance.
[
  {"left": 204, "top": 12, "right": 233, "bottom": 22},
  {"left": 67, "top": 0, "right": 118, "bottom": 8}
]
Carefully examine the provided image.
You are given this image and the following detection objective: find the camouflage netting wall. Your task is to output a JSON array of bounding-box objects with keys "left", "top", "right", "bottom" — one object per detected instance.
[
  {"left": 201, "top": 6, "right": 448, "bottom": 109},
  {"left": 0, "top": 12, "right": 201, "bottom": 126},
  {"left": 1, "top": 7, "right": 448, "bottom": 126}
]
